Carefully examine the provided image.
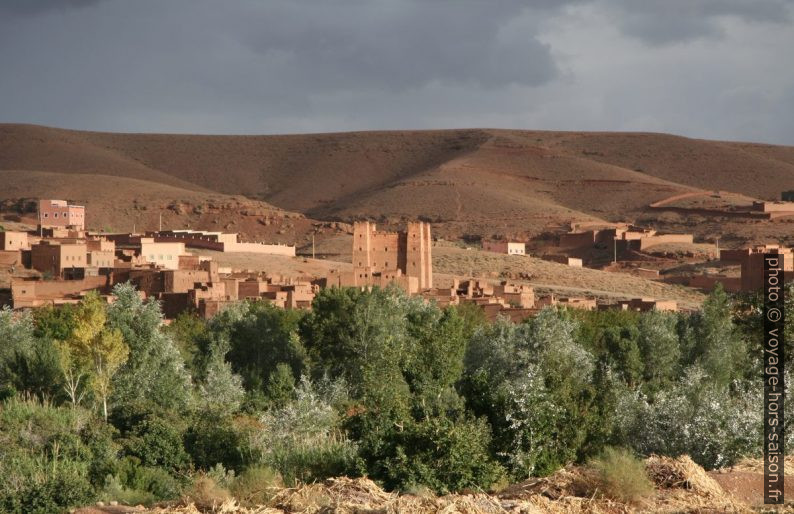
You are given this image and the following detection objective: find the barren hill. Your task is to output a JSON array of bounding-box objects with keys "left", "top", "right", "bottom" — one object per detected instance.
[{"left": 2, "top": 124, "right": 794, "bottom": 244}]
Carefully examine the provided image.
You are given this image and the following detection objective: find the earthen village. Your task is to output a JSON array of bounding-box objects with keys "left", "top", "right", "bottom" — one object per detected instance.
[{"left": 3, "top": 195, "right": 792, "bottom": 322}]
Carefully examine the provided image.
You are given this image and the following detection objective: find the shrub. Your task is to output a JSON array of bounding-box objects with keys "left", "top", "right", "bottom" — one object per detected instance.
[
  {"left": 0, "top": 397, "right": 111, "bottom": 511},
  {"left": 1, "top": 458, "right": 95, "bottom": 514},
  {"left": 185, "top": 417, "right": 258, "bottom": 472},
  {"left": 614, "top": 368, "right": 762, "bottom": 469},
  {"left": 121, "top": 416, "right": 190, "bottom": 471},
  {"left": 588, "top": 447, "right": 653, "bottom": 503},
  {"left": 183, "top": 475, "right": 231, "bottom": 509},
  {"left": 100, "top": 474, "right": 157, "bottom": 507},
  {"left": 254, "top": 377, "right": 360, "bottom": 485},
  {"left": 371, "top": 414, "right": 506, "bottom": 494},
  {"left": 230, "top": 465, "right": 282, "bottom": 506},
  {"left": 111, "top": 456, "right": 184, "bottom": 502}
]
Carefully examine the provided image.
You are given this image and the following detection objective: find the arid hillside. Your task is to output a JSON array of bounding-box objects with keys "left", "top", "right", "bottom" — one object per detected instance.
[{"left": 3, "top": 124, "right": 794, "bottom": 243}]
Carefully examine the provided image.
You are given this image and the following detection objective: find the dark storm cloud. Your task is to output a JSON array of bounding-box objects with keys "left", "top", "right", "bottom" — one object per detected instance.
[
  {"left": 602, "top": 0, "right": 793, "bottom": 45},
  {"left": 0, "top": 0, "right": 102, "bottom": 15},
  {"left": 236, "top": 0, "right": 559, "bottom": 90},
  {"left": 0, "top": 0, "right": 791, "bottom": 144}
]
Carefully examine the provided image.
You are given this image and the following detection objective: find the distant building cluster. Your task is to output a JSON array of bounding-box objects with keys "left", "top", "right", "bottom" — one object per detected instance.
[
  {"left": 1, "top": 200, "right": 301, "bottom": 317},
  {"left": 684, "top": 244, "right": 793, "bottom": 293},
  {"left": 0, "top": 201, "right": 687, "bottom": 320},
  {"left": 559, "top": 225, "right": 694, "bottom": 253}
]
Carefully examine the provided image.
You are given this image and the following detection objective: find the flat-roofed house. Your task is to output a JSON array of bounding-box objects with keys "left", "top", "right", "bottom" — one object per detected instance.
[
  {"left": 38, "top": 199, "right": 86, "bottom": 230},
  {"left": 139, "top": 238, "right": 186, "bottom": 270},
  {"left": 30, "top": 240, "right": 88, "bottom": 278},
  {"left": 0, "top": 231, "right": 29, "bottom": 251}
]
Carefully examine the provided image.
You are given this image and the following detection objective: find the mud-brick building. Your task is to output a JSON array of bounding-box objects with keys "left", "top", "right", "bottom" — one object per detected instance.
[
  {"left": 483, "top": 241, "right": 526, "bottom": 255},
  {"left": 350, "top": 221, "right": 433, "bottom": 291},
  {"left": 38, "top": 199, "right": 85, "bottom": 230},
  {"left": 30, "top": 240, "right": 88, "bottom": 279},
  {"left": 0, "top": 231, "right": 29, "bottom": 251}
]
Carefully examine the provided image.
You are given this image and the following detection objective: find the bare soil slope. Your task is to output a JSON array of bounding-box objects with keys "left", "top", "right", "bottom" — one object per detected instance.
[{"left": 3, "top": 124, "right": 794, "bottom": 243}]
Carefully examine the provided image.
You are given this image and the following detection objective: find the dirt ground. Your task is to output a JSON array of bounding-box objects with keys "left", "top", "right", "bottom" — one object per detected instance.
[{"left": 73, "top": 456, "right": 794, "bottom": 513}]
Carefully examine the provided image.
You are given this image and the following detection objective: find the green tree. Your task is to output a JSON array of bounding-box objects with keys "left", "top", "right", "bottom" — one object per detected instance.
[
  {"left": 637, "top": 311, "right": 681, "bottom": 393},
  {"left": 462, "top": 309, "right": 597, "bottom": 478},
  {"left": 204, "top": 301, "right": 307, "bottom": 397},
  {"left": 687, "top": 285, "right": 747, "bottom": 387},
  {"left": 33, "top": 304, "right": 77, "bottom": 342},
  {"left": 602, "top": 325, "right": 643, "bottom": 388},
  {"left": 62, "top": 293, "right": 128, "bottom": 420},
  {"left": 107, "top": 283, "right": 191, "bottom": 412},
  {"left": 0, "top": 308, "right": 63, "bottom": 401},
  {"left": 199, "top": 350, "right": 245, "bottom": 417}
]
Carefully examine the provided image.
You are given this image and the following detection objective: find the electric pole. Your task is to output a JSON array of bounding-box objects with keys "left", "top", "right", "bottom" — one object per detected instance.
[{"left": 613, "top": 237, "right": 617, "bottom": 263}]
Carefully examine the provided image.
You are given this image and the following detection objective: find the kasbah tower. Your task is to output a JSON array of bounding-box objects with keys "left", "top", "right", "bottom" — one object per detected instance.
[{"left": 352, "top": 221, "right": 433, "bottom": 290}]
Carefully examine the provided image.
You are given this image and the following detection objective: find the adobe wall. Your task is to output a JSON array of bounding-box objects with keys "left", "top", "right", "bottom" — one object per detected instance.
[
  {"left": 87, "top": 250, "right": 114, "bottom": 268},
  {"left": 225, "top": 242, "right": 296, "bottom": 256},
  {"left": 12, "top": 276, "right": 108, "bottom": 304},
  {"left": 559, "top": 231, "right": 595, "bottom": 248},
  {"left": 352, "top": 221, "right": 432, "bottom": 290},
  {"left": 222, "top": 278, "right": 239, "bottom": 301},
  {"left": 688, "top": 275, "right": 742, "bottom": 293},
  {"left": 30, "top": 244, "right": 62, "bottom": 274},
  {"left": 38, "top": 200, "right": 86, "bottom": 230},
  {"left": 405, "top": 221, "right": 432, "bottom": 289},
  {"left": 742, "top": 251, "right": 794, "bottom": 291},
  {"left": 238, "top": 280, "right": 262, "bottom": 299},
  {"left": 179, "top": 255, "right": 201, "bottom": 270},
  {"left": 541, "top": 254, "right": 582, "bottom": 267},
  {"left": 140, "top": 241, "right": 185, "bottom": 270},
  {"left": 720, "top": 249, "right": 750, "bottom": 263},
  {"left": 634, "top": 267, "right": 660, "bottom": 279},
  {"left": 483, "top": 241, "right": 507, "bottom": 253},
  {"left": 0, "top": 250, "right": 21, "bottom": 266},
  {"left": 484, "top": 241, "right": 525, "bottom": 255},
  {"left": 0, "top": 231, "right": 29, "bottom": 251},
  {"left": 754, "top": 201, "right": 794, "bottom": 213},
  {"left": 638, "top": 234, "right": 694, "bottom": 250},
  {"left": 163, "top": 270, "right": 211, "bottom": 293},
  {"left": 160, "top": 293, "right": 190, "bottom": 319},
  {"left": 119, "top": 269, "right": 165, "bottom": 297}
]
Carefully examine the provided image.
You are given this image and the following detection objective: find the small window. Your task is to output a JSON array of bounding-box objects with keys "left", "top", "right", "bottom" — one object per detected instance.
[
  {"left": 53, "top": 213, "right": 59, "bottom": 218},
  {"left": 43, "top": 213, "right": 48, "bottom": 218}
]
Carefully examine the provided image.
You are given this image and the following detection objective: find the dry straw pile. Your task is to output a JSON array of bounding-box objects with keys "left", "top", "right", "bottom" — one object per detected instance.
[{"left": 135, "top": 455, "right": 757, "bottom": 514}]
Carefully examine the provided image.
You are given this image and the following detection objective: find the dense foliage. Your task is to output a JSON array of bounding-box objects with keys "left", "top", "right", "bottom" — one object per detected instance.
[{"left": 0, "top": 282, "right": 787, "bottom": 512}]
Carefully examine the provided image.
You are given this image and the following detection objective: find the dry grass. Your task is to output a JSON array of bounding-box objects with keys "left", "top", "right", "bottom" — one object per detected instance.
[
  {"left": 433, "top": 244, "right": 705, "bottom": 308},
  {"left": 729, "top": 456, "right": 794, "bottom": 476}
]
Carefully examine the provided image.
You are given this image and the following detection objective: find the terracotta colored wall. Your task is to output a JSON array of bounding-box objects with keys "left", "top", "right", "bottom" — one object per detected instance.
[
  {"left": 0, "top": 250, "right": 21, "bottom": 266},
  {"left": 0, "top": 231, "right": 29, "bottom": 251},
  {"left": 559, "top": 231, "right": 596, "bottom": 248}
]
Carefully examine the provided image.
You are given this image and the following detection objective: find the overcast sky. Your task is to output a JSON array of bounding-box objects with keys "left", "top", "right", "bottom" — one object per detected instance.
[{"left": 1, "top": 0, "right": 792, "bottom": 144}]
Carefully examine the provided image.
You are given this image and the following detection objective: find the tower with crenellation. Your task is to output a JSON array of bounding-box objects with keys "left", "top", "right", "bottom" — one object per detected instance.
[{"left": 351, "top": 221, "right": 432, "bottom": 291}]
